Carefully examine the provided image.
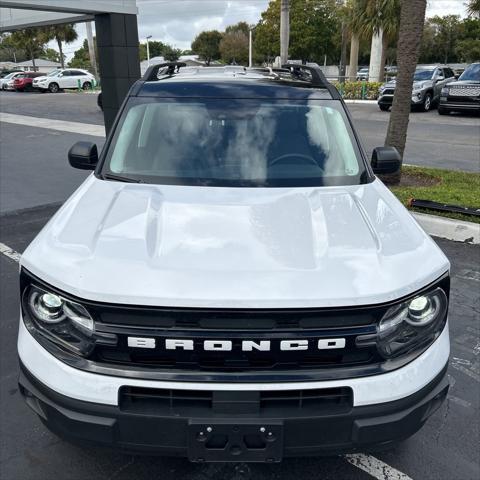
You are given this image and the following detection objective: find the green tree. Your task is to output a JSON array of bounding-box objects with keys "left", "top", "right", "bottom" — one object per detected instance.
[
  {"left": 0, "top": 33, "right": 28, "bottom": 62},
  {"left": 455, "top": 39, "right": 480, "bottom": 62},
  {"left": 430, "top": 15, "right": 461, "bottom": 64},
  {"left": 254, "top": 0, "right": 280, "bottom": 63},
  {"left": 467, "top": 0, "right": 480, "bottom": 17},
  {"left": 43, "top": 48, "right": 61, "bottom": 63},
  {"left": 69, "top": 38, "right": 98, "bottom": 72},
  {"left": 254, "top": 0, "right": 340, "bottom": 65},
  {"left": 226, "top": 21, "right": 250, "bottom": 36},
  {"left": 359, "top": 0, "right": 400, "bottom": 81},
  {"left": 47, "top": 24, "right": 77, "bottom": 69},
  {"left": 220, "top": 30, "right": 249, "bottom": 64},
  {"left": 9, "top": 27, "right": 48, "bottom": 70},
  {"left": 191, "top": 30, "right": 223, "bottom": 65}
]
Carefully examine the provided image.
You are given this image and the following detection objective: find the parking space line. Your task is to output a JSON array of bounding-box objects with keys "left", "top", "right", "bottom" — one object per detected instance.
[
  {"left": 0, "top": 112, "right": 105, "bottom": 137},
  {"left": 0, "top": 242, "right": 21, "bottom": 263},
  {"left": 345, "top": 454, "right": 413, "bottom": 480}
]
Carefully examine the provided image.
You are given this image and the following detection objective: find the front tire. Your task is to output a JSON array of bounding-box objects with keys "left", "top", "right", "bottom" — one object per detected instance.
[
  {"left": 379, "top": 104, "right": 390, "bottom": 111},
  {"left": 82, "top": 81, "right": 92, "bottom": 90},
  {"left": 48, "top": 82, "right": 59, "bottom": 93},
  {"left": 422, "top": 92, "right": 432, "bottom": 112}
]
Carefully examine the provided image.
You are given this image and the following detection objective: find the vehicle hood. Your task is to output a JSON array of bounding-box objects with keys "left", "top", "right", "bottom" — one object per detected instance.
[
  {"left": 21, "top": 175, "right": 449, "bottom": 308},
  {"left": 382, "top": 79, "right": 432, "bottom": 90},
  {"left": 33, "top": 76, "right": 48, "bottom": 82},
  {"left": 452, "top": 80, "right": 480, "bottom": 86}
]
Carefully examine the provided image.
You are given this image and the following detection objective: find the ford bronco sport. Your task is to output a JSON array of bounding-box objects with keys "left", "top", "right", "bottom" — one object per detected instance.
[{"left": 18, "top": 63, "right": 450, "bottom": 462}]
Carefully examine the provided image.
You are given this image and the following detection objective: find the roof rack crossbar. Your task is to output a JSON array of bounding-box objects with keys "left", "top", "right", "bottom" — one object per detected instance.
[
  {"left": 282, "top": 63, "right": 340, "bottom": 99},
  {"left": 142, "top": 62, "right": 187, "bottom": 82}
]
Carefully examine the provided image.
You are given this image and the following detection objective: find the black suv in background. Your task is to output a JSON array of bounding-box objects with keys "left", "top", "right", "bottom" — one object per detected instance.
[{"left": 439, "top": 63, "right": 480, "bottom": 115}]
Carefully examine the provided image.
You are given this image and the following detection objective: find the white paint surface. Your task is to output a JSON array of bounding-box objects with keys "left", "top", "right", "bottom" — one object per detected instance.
[{"left": 0, "top": 112, "right": 105, "bottom": 137}]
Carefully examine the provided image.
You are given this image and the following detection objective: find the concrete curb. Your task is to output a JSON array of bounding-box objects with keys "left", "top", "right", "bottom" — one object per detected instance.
[
  {"left": 412, "top": 212, "right": 480, "bottom": 244},
  {"left": 344, "top": 99, "right": 377, "bottom": 104}
]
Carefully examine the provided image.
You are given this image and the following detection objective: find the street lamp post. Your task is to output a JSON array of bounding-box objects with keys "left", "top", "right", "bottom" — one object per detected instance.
[
  {"left": 146, "top": 35, "right": 152, "bottom": 66},
  {"left": 249, "top": 27, "right": 253, "bottom": 68}
]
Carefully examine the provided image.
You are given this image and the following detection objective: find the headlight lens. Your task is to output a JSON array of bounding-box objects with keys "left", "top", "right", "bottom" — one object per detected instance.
[
  {"left": 441, "top": 86, "right": 449, "bottom": 95},
  {"left": 377, "top": 287, "right": 448, "bottom": 359},
  {"left": 22, "top": 284, "right": 114, "bottom": 357}
]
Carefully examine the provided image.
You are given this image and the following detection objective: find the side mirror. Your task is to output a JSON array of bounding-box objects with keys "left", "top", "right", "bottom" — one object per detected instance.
[
  {"left": 68, "top": 141, "right": 98, "bottom": 170},
  {"left": 371, "top": 146, "right": 401, "bottom": 174}
]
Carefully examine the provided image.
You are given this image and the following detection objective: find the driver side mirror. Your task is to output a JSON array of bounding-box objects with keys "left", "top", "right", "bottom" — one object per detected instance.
[
  {"left": 371, "top": 147, "right": 401, "bottom": 174},
  {"left": 435, "top": 75, "right": 444, "bottom": 82},
  {"left": 68, "top": 141, "right": 98, "bottom": 170}
]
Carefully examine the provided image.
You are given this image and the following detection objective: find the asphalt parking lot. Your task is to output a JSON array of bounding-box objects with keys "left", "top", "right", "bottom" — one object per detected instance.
[{"left": 0, "top": 90, "right": 479, "bottom": 480}]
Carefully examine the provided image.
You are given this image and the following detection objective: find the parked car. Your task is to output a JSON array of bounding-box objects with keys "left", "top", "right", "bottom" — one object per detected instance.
[
  {"left": 32, "top": 68, "right": 95, "bottom": 93},
  {"left": 0, "top": 71, "right": 23, "bottom": 90},
  {"left": 18, "top": 63, "right": 451, "bottom": 462},
  {"left": 356, "top": 66, "right": 369, "bottom": 80},
  {"left": 438, "top": 63, "right": 480, "bottom": 115},
  {"left": 13, "top": 72, "right": 43, "bottom": 92},
  {"left": 378, "top": 65, "right": 457, "bottom": 112},
  {"left": 0, "top": 69, "right": 22, "bottom": 79}
]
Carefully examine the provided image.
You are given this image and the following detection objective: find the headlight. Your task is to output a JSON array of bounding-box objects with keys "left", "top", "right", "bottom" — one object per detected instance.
[
  {"left": 441, "top": 86, "right": 449, "bottom": 95},
  {"left": 22, "top": 281, "right": 116, "bottom": 357},
  {"left": 376, "top": 287, "right": 448, "bottom": 359}
]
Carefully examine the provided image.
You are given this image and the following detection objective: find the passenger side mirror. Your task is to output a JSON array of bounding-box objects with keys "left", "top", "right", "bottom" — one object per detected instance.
[
  {"left": 68, "top": 141, "right": 98, "bottom": 170},
  {"left": 371, "top": 147, "right": 401, "bottom": 174}
]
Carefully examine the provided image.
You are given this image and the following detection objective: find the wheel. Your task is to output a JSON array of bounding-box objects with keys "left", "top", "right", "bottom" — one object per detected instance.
[
  {"left": 379, "top": 104, "right": 390, "bottom": 111},
  {"left": 48, "top": 82, "right": 59, "bottom": 93},
  {"left": 438, "top": 107, "right": 449, "bottom": 115},
  {"left": 82, "top": 81, "right": 92, "bottom": 90},
  {"left": 422, "top": 92, "right": 432, "bottom": 112}
]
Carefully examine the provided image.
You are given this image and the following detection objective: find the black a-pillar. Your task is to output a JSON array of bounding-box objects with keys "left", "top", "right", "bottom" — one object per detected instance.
[{"left": 95, "top": 13, "right": 141, "bottom": 134}]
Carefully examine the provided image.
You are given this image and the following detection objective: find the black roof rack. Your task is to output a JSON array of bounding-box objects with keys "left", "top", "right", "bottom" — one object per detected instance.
[
  {"left": 142, "top": 62, "right": 187, "bottom": 81},
  {"left": 282, "top": 63, "right": 340, "bottom": 98}
]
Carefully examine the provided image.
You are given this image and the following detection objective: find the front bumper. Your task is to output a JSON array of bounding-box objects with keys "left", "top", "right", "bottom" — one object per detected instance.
[
  {"left": 19, "top": 360, "right": 449, "bottom": 459},
  {"left": 439, "top": 97, "right": 480, "bottom": 112},
  {"left": 378, "top": 92, "right": 424, "bottom": 107}
]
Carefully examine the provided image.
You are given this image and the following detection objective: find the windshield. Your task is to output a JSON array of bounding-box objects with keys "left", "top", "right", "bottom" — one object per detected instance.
[
  {"left": 459, "top": 64, "right": 480, "bottom": 81},
  {"left": 47, "top": 70, "right": 61, "bottom": 77},
  {"left": 102, "top": 99, "right": 366, "bottom": 187},
  {"left": 413, "top": 69, "right": 434, "bottom": 81}
]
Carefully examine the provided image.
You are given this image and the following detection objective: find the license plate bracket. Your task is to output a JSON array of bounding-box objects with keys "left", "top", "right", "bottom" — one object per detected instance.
[{"left": 188, "top": 419, "right": 283, "bottom": 463}]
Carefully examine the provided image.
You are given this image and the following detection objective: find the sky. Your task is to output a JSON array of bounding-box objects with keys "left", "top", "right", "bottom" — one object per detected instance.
[{"left": 55, "top": 0, "right": 469, "bottom": 62}]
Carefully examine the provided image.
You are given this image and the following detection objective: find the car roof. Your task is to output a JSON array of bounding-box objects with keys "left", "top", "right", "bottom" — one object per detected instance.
[{"left": 134, "top": 64, "right": 339, "bottom": 100}]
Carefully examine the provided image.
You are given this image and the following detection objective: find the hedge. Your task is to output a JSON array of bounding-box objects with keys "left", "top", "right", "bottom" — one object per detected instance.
[{"left": 332, "top": 81, "right": 383, "bottom": 100}]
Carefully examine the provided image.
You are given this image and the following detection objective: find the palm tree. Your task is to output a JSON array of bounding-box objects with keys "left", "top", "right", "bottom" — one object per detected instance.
[
  {"left": 9, "top": 28, "right": 47, "bottom": 70},
  {"left": 48, "top": 24, "right": 77, "bottom": 69},
  {"left": 467, "top": 0, "right": 480, "bottom": 17},
  {"left": 346, "top": 0, "right": 368, "bottom": 81},
  {"left": 360, "top": 0, "right": 400, "bottom": 82},
  {"left": 383, "top": 0, "right": 427, "bottom": 184}
]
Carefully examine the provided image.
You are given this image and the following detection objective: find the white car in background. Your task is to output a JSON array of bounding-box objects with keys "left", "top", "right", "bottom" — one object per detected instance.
[
  {"left": 32, "top": 68, "right": 95, "bottom": 93},
  {"left": 1, "top": 71, "right": 23, "bottom": 90}
]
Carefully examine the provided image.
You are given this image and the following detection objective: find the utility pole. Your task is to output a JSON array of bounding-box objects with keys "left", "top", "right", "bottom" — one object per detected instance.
[
  {"left": 86, "top": 21, "right": 98, "bottom": 79},
  {"left": 146, "top": 35, "right": 152, "bottom": 66},
  {"left": 280, "top": 0, "right": 290, "bottom": 65},
  {"left": 249, "top": 27, "right": 253, "bottom": 68}
]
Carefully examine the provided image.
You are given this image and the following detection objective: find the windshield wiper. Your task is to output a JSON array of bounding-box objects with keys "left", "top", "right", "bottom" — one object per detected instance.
[{"left": 102, "top": 173, "right": 142, "bottom": 183}]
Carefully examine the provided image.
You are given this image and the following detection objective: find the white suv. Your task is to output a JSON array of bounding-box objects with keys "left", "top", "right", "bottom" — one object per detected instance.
[
  {"left": 18, "top": 63, "right": 450, "bottom": 462},
  {"left": 33, "top": 68, "right": 95, "bottom": 93}
]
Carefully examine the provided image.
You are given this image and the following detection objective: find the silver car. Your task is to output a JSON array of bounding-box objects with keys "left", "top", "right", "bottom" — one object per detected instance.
[{"left": 377, "top": 66, "right": 456, "bottom": 112}]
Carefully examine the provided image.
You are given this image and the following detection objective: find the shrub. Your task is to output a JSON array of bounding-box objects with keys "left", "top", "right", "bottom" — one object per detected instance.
[{"left": 332, "top": 81, "right": 383, "bottom": 100}]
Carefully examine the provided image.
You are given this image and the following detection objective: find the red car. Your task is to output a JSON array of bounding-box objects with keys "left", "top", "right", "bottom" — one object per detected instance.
[{"left": 13, "top": 72, "right": 43, "bottom": 92}]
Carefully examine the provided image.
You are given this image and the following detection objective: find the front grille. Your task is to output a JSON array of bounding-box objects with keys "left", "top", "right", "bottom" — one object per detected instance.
[
  {"left": 119, "top": 386, "right": 353, "bottom": 416},
  {"left": 449, "top": 85, "right": 480, "bottom": 97},
  {"left": 91, "top": 306, "right": 384, "bottom": 372}
]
